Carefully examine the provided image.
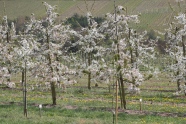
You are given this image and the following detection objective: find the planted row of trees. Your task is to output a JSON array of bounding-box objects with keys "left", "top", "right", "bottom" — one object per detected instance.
[{"left": 0, "top": 1, "right": 186, "bottom": 107}]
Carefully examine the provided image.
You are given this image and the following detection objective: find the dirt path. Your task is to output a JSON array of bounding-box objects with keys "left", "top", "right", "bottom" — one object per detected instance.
[
  {"left": 1, "top": 101, "right": 185, "bottom": 118},
  {"left": 122, "top": 109, "right": 186, "bottom": 117},
  {"left": 64, "top": 105, "right": 186, "bottom": 117}
]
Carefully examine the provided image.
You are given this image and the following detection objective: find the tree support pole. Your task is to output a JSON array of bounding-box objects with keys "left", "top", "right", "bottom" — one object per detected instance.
[
  {"left": 24, "top": 60, "right": 27, "bottom": 117},
  {"left": 115, "top": 81, "right": 118, "bottom": 124}
]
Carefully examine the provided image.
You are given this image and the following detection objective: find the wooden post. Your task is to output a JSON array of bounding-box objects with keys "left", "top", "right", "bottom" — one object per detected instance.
[
  {"left": 22, "top": 69, "right": 24, "bottom": 115},
  {"left": 115, "top": 81, "right": 118, "bottom": 124},
  {"left": 24, "top": 60, "right": 27, "bottom": 117},
  {"left": 112, "top": 61, "right": 115, "bottom": 109}
]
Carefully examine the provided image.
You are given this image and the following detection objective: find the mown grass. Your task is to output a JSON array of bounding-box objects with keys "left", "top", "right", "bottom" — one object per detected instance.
[
  {"left": 0, "top": 57, "right": 185, "bottom": 123},
  {"left": 0, "top": 72, "right": 186, "bottom": 123},
  {"left": 0, "top": 104, "right": 186, "bottom": 124}
]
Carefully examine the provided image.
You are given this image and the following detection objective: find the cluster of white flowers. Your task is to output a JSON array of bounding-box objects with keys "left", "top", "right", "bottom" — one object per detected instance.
[
  {"left": 124, "top": 68, "right": 143, "bottom": 94},
  {"left": 103, "top": 6, "right": 139, "bottom": 40},
  {"left": 0, "top": 15, "right": 19, "bottom": 84},
  {"left": 128, "top": 83, "right": 140, "bottom": 94},
  {"left": 7, "top": 82, "right": 16, "bottom": 88},
  {"left": 43, "top": 2, "right": 58, "bottom": 25}
]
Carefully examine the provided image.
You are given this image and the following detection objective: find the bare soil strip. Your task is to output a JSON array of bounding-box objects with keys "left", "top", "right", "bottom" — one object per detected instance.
[{"left": 0, "top": 102, "right": 185, "bottom": 118}]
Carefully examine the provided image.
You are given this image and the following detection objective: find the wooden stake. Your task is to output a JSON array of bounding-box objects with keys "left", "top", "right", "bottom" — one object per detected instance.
[
  {"left": 22, "top": 70, "right": 24, "bottom": 115},
  {"left": 115, "top": 81, "right": 118, "bottom": 124},
  {"left": 24, "top": 60, "right": 27, "bottom": 117}
]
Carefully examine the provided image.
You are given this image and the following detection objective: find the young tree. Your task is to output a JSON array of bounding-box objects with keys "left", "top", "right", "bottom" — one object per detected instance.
[
  {"left": 71, "top": 12, "right": 105, "bottom": 90},
  {"left": 102, "top": 4, "right": 155, "bottom": 109},
  {"left": 25, "top": 2, "right": 75, "bottom": 105},
  {"left": 14, "top": 30, "right": 40, "bottom": 117}
]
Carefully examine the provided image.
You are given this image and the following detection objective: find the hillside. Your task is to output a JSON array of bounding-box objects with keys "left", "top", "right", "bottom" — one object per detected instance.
[{"left": 0, "top": 0, "right": 185, "bottom": 31}]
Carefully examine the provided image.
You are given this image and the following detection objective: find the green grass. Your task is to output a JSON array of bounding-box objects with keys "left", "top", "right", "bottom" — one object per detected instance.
[
  {"left": 0, "top": 104, "right": 185, "bottom": 124},
  {"left": 1, "top": 72, "right": 186, "bottom": 123}
]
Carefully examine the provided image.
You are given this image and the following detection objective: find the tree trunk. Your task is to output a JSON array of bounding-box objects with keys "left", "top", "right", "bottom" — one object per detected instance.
[
  {"left": 134, "top": 30, "right": 138, "bottom": 69},
  {"left": 51, "top": 81, "right": 56, "bottom": 105},
  {"left": 120, "top": 72, "right": 126, "bottom": 109},
  {"left": 88, "top": 72, "right": 91, "bottom": 90},
  {"left": 182, "top": 36, "right": 186, "bottom": 95},
  {"left": 114, "top": 0, "right": 126, "bottom": 110},
  {"left": 118, "top": 80, "right": 123, "bottom": 108},
  {"left": 88, "top": 52, "right": 91, "bottom": 90},
  {"left": 22, "top": 70, "right": 24, "bottom": 86},
  {"left": 176, "top": 61, "right": 181, "bottom": 91},
  {"left": 46, "top": 29, "right": 57, "bottom": 105},
  {"left": 6, "top": 32, "right": 11, "bottom": 83},
  {"left": 174, "top": 28, "right": 181, "bottom": 92},
  {"left": 177, "top": 79, "right": 181, "bottom": 91}
]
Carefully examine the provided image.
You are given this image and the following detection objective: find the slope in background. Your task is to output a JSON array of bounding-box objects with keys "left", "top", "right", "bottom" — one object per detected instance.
[{"left": 0, "top": 0, "right": 185, "bottom": 31}]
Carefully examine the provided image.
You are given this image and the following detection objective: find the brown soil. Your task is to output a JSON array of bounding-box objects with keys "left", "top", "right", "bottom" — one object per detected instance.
[{"left": 0, "top": 102, "right": 185, "bottom": 117}]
